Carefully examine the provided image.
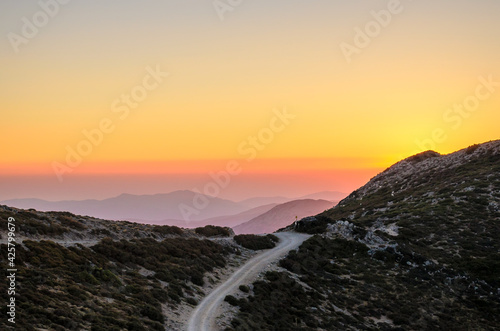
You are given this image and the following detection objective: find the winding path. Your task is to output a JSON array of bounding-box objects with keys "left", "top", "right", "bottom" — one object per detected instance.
[{"left": 187, "top": 231, "right": 311, "bottom": 331}]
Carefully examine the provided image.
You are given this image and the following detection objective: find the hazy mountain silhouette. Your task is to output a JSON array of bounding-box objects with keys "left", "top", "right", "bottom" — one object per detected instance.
[
  {"left": 237, "top": 191, "right": 346, "bottom": 209},
  {"left": 298, "top": 190, "right": 347, "bottom": 201},
  {"left": 2, "top": 191, "right": 343, "bottom": 227},
  {"left": 233, "top": 199, "right": 335, "bottom": 234},
  {"left": 194, "top": 203, "right": 279, "bottom": 228},
  {"left": 2, "top": 191, "right": 246, "bottom": 222},
  {"left": 237, "top": 196, "right": 291, "bottom": 209},
  {"left": 136, "top": 203, "right": 279, "bottom": 228}
]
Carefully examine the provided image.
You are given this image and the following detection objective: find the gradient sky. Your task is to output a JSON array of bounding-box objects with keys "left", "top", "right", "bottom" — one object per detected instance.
[{"left": 1, "top": 0, "right": 499, "bottom": 201}]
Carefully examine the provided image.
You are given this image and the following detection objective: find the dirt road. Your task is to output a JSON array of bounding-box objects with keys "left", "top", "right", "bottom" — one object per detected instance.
[{"left": 187, "top": 231, "right": 311, "bottom": 331}]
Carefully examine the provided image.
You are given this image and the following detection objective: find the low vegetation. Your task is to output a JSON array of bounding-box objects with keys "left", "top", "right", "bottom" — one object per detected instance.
[
  {"left": 0, "top": 207, "right": 234, "bottom": 330},
  {"left": 233, "top": 234, "right": 279, "bottom": 250},
  {"left": 194, "top": 225, "right": 232, "bottom": 237}
]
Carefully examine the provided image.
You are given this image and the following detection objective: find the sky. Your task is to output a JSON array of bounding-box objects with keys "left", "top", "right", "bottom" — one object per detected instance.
[{"left": 1, "top": 0, "right": 499, "bottom": 201}]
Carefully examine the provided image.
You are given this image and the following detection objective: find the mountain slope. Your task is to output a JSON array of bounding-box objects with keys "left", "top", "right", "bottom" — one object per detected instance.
[
  {"left": 195, "top": 203, "right": 278, "bottom": 228},
  {"left": 0, "top": 205, "right": 235, "bottom": 330},
  {"left": 233, "top": 199, "right": 335, "bottom": 234},
  {"left": 227, "top": 140, "right": 500, "bottom": 330},
  {"left": 0, "top": 205, "right": 290, "bottom": 330}
]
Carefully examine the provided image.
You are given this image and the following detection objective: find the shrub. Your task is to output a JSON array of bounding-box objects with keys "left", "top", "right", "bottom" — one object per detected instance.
[
  {"left": 186, "top": 297, "right": 198, "bottom": 306},
  {"left": 234, "top": 234, "right": 278, "bottom": 250},
  {"left": 195, "top": 225, "right": 231, "bottom": 237},
  {"left": 140, "top": 304, "right": 164, "bottom": 323},
  {"left": 224, "top": 295, "right": 239, "bottom": 306},
  {"left": 239, "top": 285, "right": 250, "bottom": 293},
  {"left": 57, "top": 215, "right": 86, "bottom": 231},
  {"left": 152, "top": 225, "right": 184, "bottom": 236},
  {"left": 294, "top": 215, "right": 330, "bottom": 234},
  {"left": 191, "top": 272, "right": 205, "bottom": 286},
  {"left": 465, "top": 144, "right": 480, "bottom": 154},
  {"left": 75, "top": 272, "right": 100, "bottom": 285},
  {"left": 90, "top": 228, "right": 112, "bottom": 236}
]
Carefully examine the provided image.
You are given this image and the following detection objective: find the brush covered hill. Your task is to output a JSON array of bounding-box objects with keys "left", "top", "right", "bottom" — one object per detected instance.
[
  {"left": 226, "top": 140, "right": 500, "bottom": 330},
  {"left": 0, "top": 206, "right": 250, "bottom": 330},
  {"left": 233, "top": 199, "right": 334, "bottom": 235}
]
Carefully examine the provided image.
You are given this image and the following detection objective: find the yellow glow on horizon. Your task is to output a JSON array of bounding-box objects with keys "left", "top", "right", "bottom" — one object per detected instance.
[{"left": 1, "top": 1, "right": 499, "bottom": 182}]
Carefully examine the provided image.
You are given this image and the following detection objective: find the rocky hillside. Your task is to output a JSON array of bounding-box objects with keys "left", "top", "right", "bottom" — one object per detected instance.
[
  {"left": 0, "top": 206, "right": 275, "bottom": 330},
  {"left": 225, "top": 140, "right": 500, "bottom": 330}
]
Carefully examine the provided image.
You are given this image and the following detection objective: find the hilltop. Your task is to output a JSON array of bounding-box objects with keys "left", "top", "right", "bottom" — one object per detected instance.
[{"left": 225, "top": 140, "right": 500, "bottom": 330}]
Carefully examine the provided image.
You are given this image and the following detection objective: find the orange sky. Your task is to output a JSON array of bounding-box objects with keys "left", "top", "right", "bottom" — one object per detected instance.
[{"left": 1, "top": 0, "right": 499, "bottom": 200}]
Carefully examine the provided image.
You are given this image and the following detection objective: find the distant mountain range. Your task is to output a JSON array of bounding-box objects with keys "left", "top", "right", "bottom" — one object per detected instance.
[
  {"left": 1, "top": 190, "right": 346, "bottom": 231},
  {"left": 237, "top": 191, "right": 346, "bottom": 209},
  {"left": 140, "top": 203, "right": 280, "bottom": 229},
  {"left": 2, "top": 191, "right": 244, "bottom": 222},
  {"left": 194, "top": 203, "right": 279, "bottom": 228}
]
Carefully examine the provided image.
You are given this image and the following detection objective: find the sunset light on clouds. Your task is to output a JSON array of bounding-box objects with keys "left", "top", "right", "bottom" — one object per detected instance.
[{"left": 1, "top": 0, "right": 499, "bottom": 201}]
